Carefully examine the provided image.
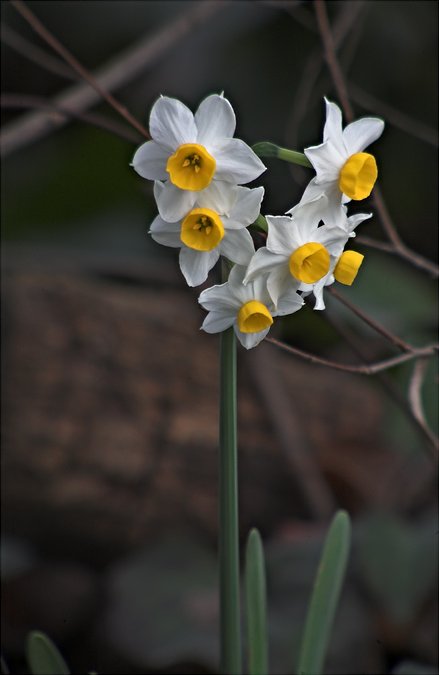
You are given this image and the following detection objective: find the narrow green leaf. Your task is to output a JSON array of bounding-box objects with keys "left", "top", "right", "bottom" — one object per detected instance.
[
  {"left": 26, "top": 631, "right": 70, "bottom": 675},
  {"left": 245, "top": 528, "right": 269, "bottom": 675},
  {"left": 296, "top": 510, "right": 351, "bottom": 675}
]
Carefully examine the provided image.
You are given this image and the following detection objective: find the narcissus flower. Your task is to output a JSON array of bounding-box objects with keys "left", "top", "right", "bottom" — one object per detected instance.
[
  {"left": 131, "top": 94, "right": 266, "bottom": 222},
  {"left": 303, "top": 98, "right": 384, "bottom": 226},
  {"left": 150, "top": 185, "right": 264, "bottom": 287},
  {"left": 244, "top": 194, "right": 352, "bottom": 308},
  {"left": 199, "top": 265, "right": 303, "bottom": 349}
]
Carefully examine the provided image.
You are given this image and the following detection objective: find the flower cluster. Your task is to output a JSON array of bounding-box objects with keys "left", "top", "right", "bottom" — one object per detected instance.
[{"left": 132, "top": 94, "right": 384, "bottom": 348}]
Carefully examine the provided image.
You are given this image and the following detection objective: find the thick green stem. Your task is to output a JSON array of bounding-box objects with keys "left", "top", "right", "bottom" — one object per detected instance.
[
  {"left": 219, "top": 325, "right": 241, "bottom": 674},
  {"left": 252, "top": 141, "right": 313, "bottom": 168}
]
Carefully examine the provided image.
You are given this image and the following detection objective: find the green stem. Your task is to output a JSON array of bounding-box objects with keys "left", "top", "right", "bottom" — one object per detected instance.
[
  {"left": 252, "top": 141, "right": 313, "bottom": 168},
  {"left": 219, "top": 325, "right": 241, "bottom": 674}
]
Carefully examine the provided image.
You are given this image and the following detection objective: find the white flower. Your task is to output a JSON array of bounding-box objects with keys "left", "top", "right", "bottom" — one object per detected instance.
[
  {"left": 131, "top": 93, "right": 266, "bottom": 222},
  {"left": 244, "top": 194, "right": 351, "bottom": 308},
  {"left": 199, "top": 265, "right": 303, "bottom": 350},
  {"left": 302, "top": 98, "right": 384, "bottom": 226},
  {"left": 150, "top": 185, "right": 264, "bottom": 287}
]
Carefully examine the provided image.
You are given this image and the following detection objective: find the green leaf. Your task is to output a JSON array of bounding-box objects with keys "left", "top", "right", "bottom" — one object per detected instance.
[
  {"left": 245, "top": 529, "right": 269, "bottom": 675},
  {"left": 26, "top": 631, "right": 70, "bottom": 675},
  {"left": 296, "top": 510, "right": 351, "bottom": 675}
]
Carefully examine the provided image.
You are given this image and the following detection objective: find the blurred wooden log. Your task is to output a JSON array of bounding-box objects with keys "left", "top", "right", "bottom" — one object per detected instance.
[{"left": 2, "top": 246, "right": 402, "bottom": 563}]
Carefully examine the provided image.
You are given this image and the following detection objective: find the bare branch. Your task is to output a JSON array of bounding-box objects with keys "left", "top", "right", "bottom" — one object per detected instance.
[
  {"left": 1, "top": 93, "right": 142, "bottom": 144},
  {"left": 348, "top": 81, "right": 439, "bottom": 148},
  {"left": 313, "top": 0, "right": 354, "bottom": 121},
  {"left": 326, "top": 286, "right": 414, "bottom": 351},
  {"left": 407, "top": 358, "right": 438, "bottom": 450},
  {"left": 1, "top": 1, "right": 228, "bottom": 158},
  {"left": 355, "top": 235, "right": 439, "bottom": 278},
  {"left": 265, "top": 336, "right": 438, "bottom": 376},
  {"left": 1, "top": 22, "right": 78, "bottom": 80},
  {"left": 9, "top": 0, "right": 149, "bottom": 139}
]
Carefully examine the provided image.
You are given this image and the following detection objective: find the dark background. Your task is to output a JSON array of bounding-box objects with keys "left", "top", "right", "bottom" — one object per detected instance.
[{"left": 1, "top": 2, "right": 438, "bottom": 674}]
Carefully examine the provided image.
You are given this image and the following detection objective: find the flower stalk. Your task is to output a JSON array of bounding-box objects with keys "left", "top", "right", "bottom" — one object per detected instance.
[{"left": 219, "top": 323, "right": 241, "bottom": 674}]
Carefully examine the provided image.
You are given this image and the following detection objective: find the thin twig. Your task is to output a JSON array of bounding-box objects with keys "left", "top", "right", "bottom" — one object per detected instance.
[
  {"left": 355, "top": 235, "right": 439, "bottom": 278},
  {"left": 408, "top": 358, "right": 438, "bottom": 449},
  {"left": 348, "top": 81, "right": 439, "bottom": 148},
  {"left": 326, "top": 286, "right": 412, "bottom": 351},
  {"left": 10, "top": 0, "right": 149, "bottom": 139},
  {"left": 321, "top": 299, "right": 439, "bottom": 455},
  {"left": 1, "top": 93, "right": 142, "bottom": 144},
  {"left": 1, "top": 1, "right": 228, "bottom": 158},
  {"left": 265, "top": 337, "right": 438, "bottom": 376},
  {"left": 312, "top": 0, "right": 439, "bottom": 279},
  {"left": 1, "top": 22, "right": 78, "bottom": 81},
  {"left": 313, "top": 0, "right": 354, "bottom": 121}
]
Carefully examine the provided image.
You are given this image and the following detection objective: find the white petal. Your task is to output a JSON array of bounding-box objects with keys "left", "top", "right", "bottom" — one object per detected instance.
[
  {"left": 265, "top": 216, "right": 301, "bottom": 255},
  {"left": 214, "top": 138, "right": 266, "bottom": 184},
  {"left": 179, "top": 247, "right": 219, "bottom": 287},
  {"left": 201, "top": 310, "right": 235, "bottom": 334},
  {"left": 219, "top": 229, "right": 255, "bottom": 265},
  {"left": 344, "top": 211, "right": 372, "bottom": 234},
  {"left": 150, "top": 96, "right": 197, "bottom": 152},
  {"left": 235, "top": 326, "right": 271, "bottom": 350},
  {"left": 273, "top": 287, "right": 304, "bottom": 316},
  {"left": 199, "top": 282, "right": 242, "bottom": 313},
  {"left": 150, "top": 214, "right": 182, "bottom": 248},
  {"left": 225, "top": 186, "right": 265, "bottom": 229},
  {"left": 342, "top": 117, "right": 385, "bottom": 155},
  {"left": 155, "top": 182, "right": 197, "bottom": 222},
  {"left": 304, "top": 141, "right": 345, "bottom": 182},
  {"left": 292, "top": 178, "right": 346, "bottom": 229},
  {"left": 267, "top": 263, "right": 298, "bottom": 308},
  {"left": 195, "top": 94, "right": 236, "bottom": 148},
  {"left": 197, "top": 181, "right": 238, "bottom": 214},
  {"left": 244, "top": 247, "right": 284, "bottom": 284},
  {"left": 131, "top": 140, "right": 170, "bottom": 180},
  {"left": 323, "top": 98, "right": 344, "bottom": 145}
]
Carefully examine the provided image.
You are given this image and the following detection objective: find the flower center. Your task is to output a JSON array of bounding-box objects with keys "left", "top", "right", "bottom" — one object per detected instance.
[
  {"left": 237, "top": 301, "right": 273, "bottom": 334},
  {"left": 289, "top": 243, "right": 330, "bottom": 283},
  {"left": 334, "top": 250, "right": 364, "bottom": 285},
  {"left": 166, "top": 143, "right": 216, "bottom": 191},
  {"left": 339, "top": 152, "right": 377, "bottom": 200},
  {"left": 180, "top": 208, "right": 225, "bottom": 251}
]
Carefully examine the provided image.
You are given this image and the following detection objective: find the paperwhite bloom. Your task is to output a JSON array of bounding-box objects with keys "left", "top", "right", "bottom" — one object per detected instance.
[
  {"left": 150, "top": 185, "right": 264, "bottom": 287},
  {"left": 132, "top": 94, "right": 266, "bottom": 222},
  {"left": 199, "top": 265, "right": 303, "bottom": 349},
  {"left": 302, "top": 98, "right": 384, "bottom": 227},
  {"left": 244, "top": 194, "right": 353, "bottom": 308}
]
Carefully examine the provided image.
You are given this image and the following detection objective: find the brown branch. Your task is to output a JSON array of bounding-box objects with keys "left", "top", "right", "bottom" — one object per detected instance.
[
  {"left": 355, "top": 235, "right": 439, "bottom": 278},
  {"left": 408, "top": 357, "right": 438, "bottom": 450},
  {"left": 312, "top": 0, "right": 439, "bottom": 280},
  {"left": 1, "top": 22, "right": 78, "bottom": 81},
  {"left": 326, "top": 286, "right": 412, "bottom": 351},
  {"left": 320, "top": 299, "right": 439, "bottom": 455},
  {"left": 1, "top": 1, "right": 228, "bottom": 158},
  {"left": 265, "top": 337, "right": 438, "bottom": 376},
  {"left": 10, "top": 0, "right": 149, "bottom": 139},
  {"left": 313, "top": 0, "right": 354, "bottom": 122},
  {"left": 348, "top": 81, "right": 439, "bottom": 148},
  {"left": 1, "top": 93, "right": 142, "bottom": 144}
]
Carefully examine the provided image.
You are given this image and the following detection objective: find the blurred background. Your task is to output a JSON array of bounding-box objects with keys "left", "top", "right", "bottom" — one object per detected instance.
[{"left": 1, "top": 1, "right": 438, "bottom": 673}]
